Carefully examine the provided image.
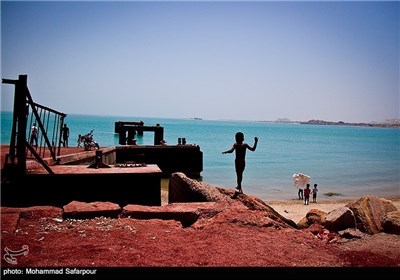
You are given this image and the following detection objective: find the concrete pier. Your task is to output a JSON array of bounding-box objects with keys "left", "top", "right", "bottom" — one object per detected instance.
[
  {"left": 1, "top": 144, "right": 203, "bottom": 207},
  {"left": 114, "top": 121, "right": 164, "bottom": 145},
  {"left": 2, "top": 164, "right": 162, "bottom": 207},
  {"left": 116, "top": 145, "right": 203, "bottom": 178}
]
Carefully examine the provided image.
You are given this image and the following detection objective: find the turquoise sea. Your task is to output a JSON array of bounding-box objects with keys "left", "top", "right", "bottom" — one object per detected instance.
[{"left": 1, "top": 111, "right": 399, "bottom": 202}]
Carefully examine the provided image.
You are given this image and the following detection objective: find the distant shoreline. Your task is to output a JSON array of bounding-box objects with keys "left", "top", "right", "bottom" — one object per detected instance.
[
  {"left": 298, "top": 119, "right": 400, "bottom": 128},
  {"left": 1, "top": 111, "right": 399, "bottom": 128},
  {"left": 271, "top": 117, "right": 400, "bottom": 128}
]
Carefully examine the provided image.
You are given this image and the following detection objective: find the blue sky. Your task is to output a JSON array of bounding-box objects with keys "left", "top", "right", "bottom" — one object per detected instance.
[{"left": 1, "top": 1, "right": 399, "bottom": 123}]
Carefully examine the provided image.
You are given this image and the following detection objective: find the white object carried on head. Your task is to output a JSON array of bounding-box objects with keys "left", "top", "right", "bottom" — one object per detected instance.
[{"left": 292, "top": 173, "right": 311, "bottom": 188}]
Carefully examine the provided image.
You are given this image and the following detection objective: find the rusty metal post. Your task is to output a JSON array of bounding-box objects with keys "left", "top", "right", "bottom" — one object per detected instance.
[
  {"left": 154, "top": 126, "right": 164, "bottom": 145},
  {"left": 88, "top": 150, "right": 111, "bottom": 169},
  {"left": 15, "top": 75, "right": 28, "bottom": 176},
  {"left": 7, "top": 82, "right": 18, "bottom": 163},
  {"left": 137, "top": 120, "right": 144, "bottom": 136},
  {"left": 58, "top": 115, "right": 65, "bottom": 156},
  {"left": 127, "top": 129, "right": 136, "bottom": 145},
  {"left": 119, "top": 129, "right": 127, "bottom": 145}
]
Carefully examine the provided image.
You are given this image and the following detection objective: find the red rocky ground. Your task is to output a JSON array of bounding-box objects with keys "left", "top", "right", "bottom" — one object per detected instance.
[{"left": 1, "top": 203, "right": 399, "bottom": 270}]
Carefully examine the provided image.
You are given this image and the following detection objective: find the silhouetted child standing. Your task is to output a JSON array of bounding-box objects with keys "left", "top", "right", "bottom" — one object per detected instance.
[
  {"left": 222, "top": 132, "right": 258, "bottom": 196},
  {"left": 304, "top": 184, "right": 311, "bottom": 205},
  {"left": 312, "top": 183, "right": 318, "bottom": 203}
]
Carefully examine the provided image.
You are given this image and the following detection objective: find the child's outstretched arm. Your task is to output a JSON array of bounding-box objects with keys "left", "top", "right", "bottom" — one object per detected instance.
[
  {"left": 248, "top": 137, "right": 258, "bottom": 151},
  {"left": 222, "top": 144, "right": 235, "bottom": 154}
]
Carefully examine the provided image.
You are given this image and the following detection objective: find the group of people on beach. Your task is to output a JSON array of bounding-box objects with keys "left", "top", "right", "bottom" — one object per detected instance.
[{"left": 298, "top": 184, "right": 318, "bottom": 205}]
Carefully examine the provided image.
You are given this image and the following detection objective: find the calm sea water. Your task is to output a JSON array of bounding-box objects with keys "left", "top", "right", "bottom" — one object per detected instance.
[{"left": 1, "top": 111, "right": 399, "bottom": 202}]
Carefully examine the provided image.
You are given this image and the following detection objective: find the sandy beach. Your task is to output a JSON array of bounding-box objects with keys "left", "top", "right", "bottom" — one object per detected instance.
[{"left": 268, "top": 196, "right": 400, "bottom": 223}]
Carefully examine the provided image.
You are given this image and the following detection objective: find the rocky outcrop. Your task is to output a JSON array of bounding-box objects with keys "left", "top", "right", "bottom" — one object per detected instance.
[
  {"left": 338, "top": 228, "right": 368, "bottom": 239},
  {"left": 381, "top": 210, "right": 400, "bottom": 235},
  {"left": 345, "top": 195, "right": 397, "bottom": 235},
  {"left": 192, "top": 208, "right": 288, "bottom": 230},
  {"left": 294, "top": 196, "right": 399, "bottom": 235},
  {"left": 297, "top": 209, "right": 327, "bottom": 229},
  {"left": 169, "top": 172, "right": 298, "bottom": 229},
  {"left": 324, "top": 207, "right": 356, "bottom": 232},
  {"left": 169, "top": 172, "right": 231, "bottom": 203}
]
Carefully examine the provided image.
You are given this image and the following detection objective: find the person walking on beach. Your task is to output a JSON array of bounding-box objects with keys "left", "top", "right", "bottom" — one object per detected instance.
[
  {"left": 222, "top": 132, "right": 258, "bottom": 197},
  {"left": 304, "top": 184, "right": 311, "bottom": 205},
  {"left": 312, "top": 183, "right": 318, "bottom": 203},
  {"left": 61, "top": 124, "right": 70, "bottom": 147},
  {"left": 30, "top": 123, "right": 38, "bottom": 147},
  {"left": 298, "top": 188, "right": 303, "bottom": 200}
]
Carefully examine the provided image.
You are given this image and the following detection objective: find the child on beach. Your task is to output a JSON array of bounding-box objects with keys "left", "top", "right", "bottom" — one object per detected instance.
[
  {"left": 312, "top": 183, "right": 318, "bottom": 203},
  {"left": 304, "top": 184, "right": 311, "bottom": 205},
  {"left": 222, "top": 132, "right": 258, "bottom": 197}
]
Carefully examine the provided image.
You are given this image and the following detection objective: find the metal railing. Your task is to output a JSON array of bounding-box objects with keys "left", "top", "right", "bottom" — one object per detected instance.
[{"left": 2, "top": 75, "right": 67, "bottom": 176}]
